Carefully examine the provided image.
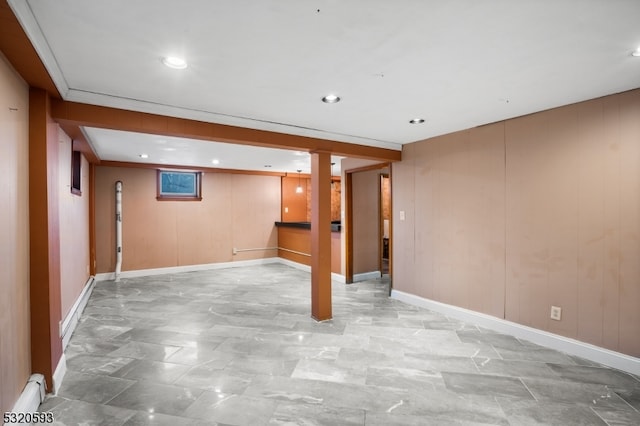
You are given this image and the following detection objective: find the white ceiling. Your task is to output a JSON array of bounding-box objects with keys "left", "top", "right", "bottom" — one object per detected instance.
[
  {"left": 85, "top": 127, "right": 344, "bottom": 175},
  {"left": 10, "top": 0, "right": 640, "bottom": 172}
]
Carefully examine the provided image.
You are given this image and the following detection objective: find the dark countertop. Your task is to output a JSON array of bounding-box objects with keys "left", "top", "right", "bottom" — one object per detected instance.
[{"left": 275, "top": 221, "right": 341, "bottom": 232}]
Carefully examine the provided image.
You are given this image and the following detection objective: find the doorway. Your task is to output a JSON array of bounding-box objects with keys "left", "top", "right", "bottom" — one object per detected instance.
[
  {"left": 344, "top": 163, "right": 391, "bottom": 284},
  {"left": 380, "top": 173, "right": 391, "bottom": 276}
]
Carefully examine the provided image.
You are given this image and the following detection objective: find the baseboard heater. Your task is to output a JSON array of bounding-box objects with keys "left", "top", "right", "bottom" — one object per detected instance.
[
  {"left": 9, "top": 374, "right": 46, "bottom": 424},
  {"left": 232, "top": 247, "right": 278, "bottom": 255},
  {"left": 276, "top": 247, "right": 311, "bottom": 257},
  {"left": 232, "top": 246, "right": 312, "bottom": 258},
  {"left": 59, "top": 276, "right": 96, "bottom": 349}
]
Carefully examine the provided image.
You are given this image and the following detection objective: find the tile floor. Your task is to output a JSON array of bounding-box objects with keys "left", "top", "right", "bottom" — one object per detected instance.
[{"left": 40, "top": 264, "right": 640, "bottom": 425}]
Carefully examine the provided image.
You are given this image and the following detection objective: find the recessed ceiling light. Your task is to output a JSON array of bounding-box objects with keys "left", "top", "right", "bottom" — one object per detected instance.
[
  {"left": 409, "top": 118, "right": 425, "bottom": 124},
  {"left": 632, "top": 47, "right": 640, "bottom": 57},
  {"left": 212, "top": 159, "right": 220, "bottom": 165},
  {"left": 139, "top": 154, "right": 149, "bottom": 158},
  {"left": 322, "top": 94, "right": 341, "bottom": 103},
  {"left": 162, "top": 56, "right": 188, "bottom": 69}
]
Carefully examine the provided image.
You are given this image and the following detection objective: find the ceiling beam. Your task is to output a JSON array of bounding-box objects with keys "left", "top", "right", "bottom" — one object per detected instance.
[
  {"left": 51, "top": 99, "right": 402, "bottom": 162},
  {"left": 2, "top": 0, "right": 399, "bottom": 162},
  {"left": 0, "top": 0, "right": 59, "bottom": 97}
]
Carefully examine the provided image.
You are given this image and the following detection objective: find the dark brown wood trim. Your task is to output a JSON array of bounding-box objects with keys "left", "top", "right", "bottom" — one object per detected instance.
[
  {"left": 344, "top": 162, "right": 390, "bottom": 175},
  {"left": 310, "top": 152, "right": 332, "bottom": 321},
  {"left": 101, "top": 160, "right": 287, "bottom": 177},
  {"left": 68, "top": 125, "right": 100, "bottom": 164},
  {"left": 344, "top": 171, "right": 354, "bottom": 284},
  {"left": 378, "top": 174, "right": 385, "bottom": 276},
  {"left": 28, "top": 88, "right": 62, "bottom": 389},
  {"left": 50, "top": 99, "right": 402, "bottom": 162},
  {"left": 388, "top": 166, "right": 393, "bottom": 289},
  {"left": 0, "top": 1, "right": 60, "bottom": 97},
  {"left": 89, "top": 162, "right": 96, "bottom": 276}
]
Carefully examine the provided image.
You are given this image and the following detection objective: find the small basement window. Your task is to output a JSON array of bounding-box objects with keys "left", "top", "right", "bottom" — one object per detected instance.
[
  {"left": 157, "top": 170, "right": 202, "bottom": 201},
  {"left": 71, "top": 150, "right": 82, "bottom": 195}
]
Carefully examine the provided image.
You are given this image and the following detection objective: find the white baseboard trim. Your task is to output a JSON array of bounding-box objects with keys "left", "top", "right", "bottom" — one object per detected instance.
[
  {"left": 97, "top": 257, "right": 349, "bottom": 285},
  {"left": 60, "top": 276, "right": 96, "bottom": 350},
  {"left": 9, "top": 374, "right": 46, "bottom": 423},
  {"left": 51, "top": 353, "right": 66, "bottom": 395},
  {"left": 273, "top": 258, "right": 346, "bottom": 283},
  {"left": 353, "top": 271, "right": 381, "bottom": 282},
  {"left": 95, "top": 257, "right": 282, "bottom": 281},
  {"left": 391, "top": 289, "right": 640, "bottom": 376}
]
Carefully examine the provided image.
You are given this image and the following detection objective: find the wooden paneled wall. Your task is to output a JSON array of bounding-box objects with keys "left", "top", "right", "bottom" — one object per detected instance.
[
  {"left": 281, "top": 175, "right": 341, "bottom": 223},
  {"left": 95, "top": 166, "right": 280, "bottom": 272},
  {"left": 352, "top": 169, "right": 382, "bottom": 274},
  {"left": 58, "top": 132, "right": 91, "bottom": 319},
  {"left": 394, "top": 89, "right": 640, "bottom": 357},
  {"left": 0, "top": 52, "right": 31, "bottom": 413}
]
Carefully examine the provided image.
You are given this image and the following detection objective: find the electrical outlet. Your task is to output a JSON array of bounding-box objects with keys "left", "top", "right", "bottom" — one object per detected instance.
[{"left": 550, "top": 306, "right": 562, "bottom": 321}]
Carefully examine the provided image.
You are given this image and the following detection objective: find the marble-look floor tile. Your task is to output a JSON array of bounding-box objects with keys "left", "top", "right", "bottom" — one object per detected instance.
[
  {"left": 107, "top": 341, "right": 182, "bottom": 361},
  {"left": 365, "top": 412, "right": 500, "bottom": 426},
  {"left": 184, "top": 392, "right": 278, "bottom": 426},
  {"left": 106, "top": 382, "right": 203, "bottom": 417},
  {"left": 110, "top": 359, "right": 192, "bottom": 384},
  {"left": 65, "top": 337, "right": 125, "bottom": 357},
  {"left": 590, "top": 404, "right": 640, "bottom": 426},
  {"left": 113, "top": 328, "right": 205, "bottom": 348},
  {"left": 497, "top": 398, "right": 608, "bottom": 426},
  {"left": 292, "top": 358, "right": 367, "bottom": 385},
  {"left": 400, "top": 352, "right": 480, "bottom": 374},
  {"left": 224, "top": 354, "right": 298, "bottom": 377},
  {"left": 47, "top": 399, "right": 136, "bottom": 426},
  {"left": 121, "top": 411, "right": 221, "bottom": 426},
  {"left": 66, "top": 353, "right": 136, "bottom": 375},
  {"left": 57, "top": 371, "right": 135, "bottom": 404},
  {"left": 164, "top": 346, "right": 228, "bottom": 366},
  {"left": 521, "top": 376, "right": 631, "bottom": 408},
  {"left": 365, "top": 366, "right": 441, "bottom": 392},
  {"left": 442, "top": 372, "right": 534, "bottom": 399},
  {"left": 47, "top": 264, "right": 639, "bottom": 426},
  {"left": 613, "top": 384, "right": 640, "bottom": 411},
  {"left": 456, "top": 329, "right": 524, "bottom": 349},
  {"left": 546, "top": 363, "right": 640, "bottom": 390},
  {"left": 492, "top": 344, "right": 577, "bottom": 364},
  {"left": 473, "top": 357, "right": 559, "bottom": 378},
  {"left": 268, "top": 402, "right": 365, "bottom": 425},
  {"left": 174, "top": 368, "right": 252, "bottom": 393},
  {"left": 38, "top": 395, "right": 68, "bottom": 412}
]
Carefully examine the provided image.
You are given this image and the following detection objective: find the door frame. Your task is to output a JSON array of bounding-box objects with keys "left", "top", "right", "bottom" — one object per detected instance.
[{"left": 344, "top": 162, "right": 390, "bottom": 284}]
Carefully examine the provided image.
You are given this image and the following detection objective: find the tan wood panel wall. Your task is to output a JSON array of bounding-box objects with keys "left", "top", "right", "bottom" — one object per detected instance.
[
  {"left": 95, "top": 166, "right": 280, "bottom": 272},
  {"left": 394, "top": 89, "right": 640, "bottom": 357},
  {"left": 0, "top": 52, "right": 31, "bottom": 413}
]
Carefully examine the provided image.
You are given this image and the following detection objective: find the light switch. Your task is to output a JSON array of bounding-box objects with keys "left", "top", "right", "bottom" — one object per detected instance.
[
  {"left": 400, "top": 211, "right": 406, "bottom": 221},
  {"left": 284, "top": 207, "right": 289, "bottom": 213}
]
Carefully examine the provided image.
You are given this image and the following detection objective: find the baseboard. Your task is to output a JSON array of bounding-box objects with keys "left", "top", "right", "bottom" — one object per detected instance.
[
  {"left": 391, "top": 289, "right": 640, "bottom": 376},
  {"left": 9, "top": 374, "right": 46, "bottom": 422},
  {"left": 96, "top": 257, "right": 348, "bottom": 284},
  {"left": 51, "top": 353, "right": 66, "bottom": 394},
  {"left": 274, "top": 258, "right": 346, "bottom": 283},
  {"left": 95, "top": 257, "right": 282, "bottom": 281},
  {"left": 353, "top": 271, "right": 381, "bottom": 282},
  {"left": 60, "top": 276, "right": 95, "bottom": 349}
]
